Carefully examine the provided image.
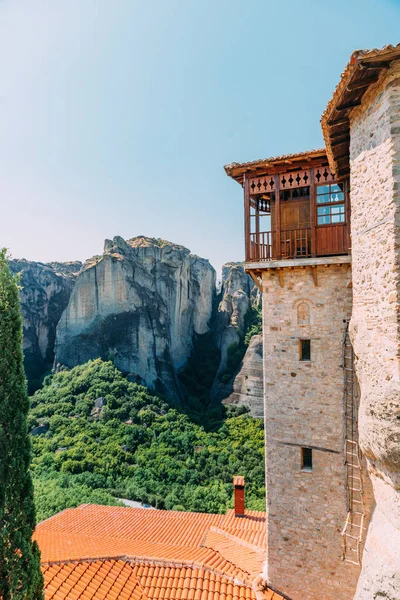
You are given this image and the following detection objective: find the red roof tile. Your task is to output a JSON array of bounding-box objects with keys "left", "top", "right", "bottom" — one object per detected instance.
[{"left": 36, "top": 504, "right": 281, "bottom": 600}]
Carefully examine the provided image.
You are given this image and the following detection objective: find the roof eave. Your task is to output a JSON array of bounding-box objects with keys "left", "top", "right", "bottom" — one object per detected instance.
[{"left": 321, "top": 43, "right": 400, "bottom": 177}]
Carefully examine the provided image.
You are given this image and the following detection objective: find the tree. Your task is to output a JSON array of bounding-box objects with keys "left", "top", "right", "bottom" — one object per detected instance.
[{"left": 0, "top": 249, "right": 43, "bottom": 599}]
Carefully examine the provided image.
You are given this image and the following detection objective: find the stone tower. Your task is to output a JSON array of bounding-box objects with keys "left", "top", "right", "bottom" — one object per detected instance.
[{"left": 225, "top": 151, "right": 361, "bottom": 600}]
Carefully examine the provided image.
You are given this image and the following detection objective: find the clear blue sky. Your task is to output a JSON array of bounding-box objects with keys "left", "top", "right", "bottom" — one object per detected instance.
[{"left": 1, "top": 1, "right": 399, "bottom": 275}]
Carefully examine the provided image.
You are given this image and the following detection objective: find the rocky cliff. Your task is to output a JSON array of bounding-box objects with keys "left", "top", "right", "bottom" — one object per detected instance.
[
  {"left": 9, "top": 259, "right": 82, "bottom": 391},
  {"left": 54, "top": 236, "right": 216, "bottom": 399},
  {"left": 211, "top": 263, "right": 263, "bottom": 416},
  {"left": 221, "top": 334, "right": 263, "bottom": 418}
]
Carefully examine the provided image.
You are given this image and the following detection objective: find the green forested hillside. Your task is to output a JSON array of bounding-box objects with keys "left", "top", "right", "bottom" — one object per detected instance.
[{"left": 29, "top": 360, "right": 265, "bottom": 521}]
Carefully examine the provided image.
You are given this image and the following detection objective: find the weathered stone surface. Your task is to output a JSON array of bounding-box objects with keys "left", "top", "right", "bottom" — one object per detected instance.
[
  {"left": 349, "top": 61, "right": 400, "bottom": 600},
  {"left": 221, "top": 334, "right": 263, "bottom": 418},
  {"left": 9, "top": 259, "right": 81, "bottom": 390},
  {"left": 261, "top": 265, "right": 358, "bottom": 600},
  {"left": 55, "top": 236, "right": 215, "bottom": 399},
  {"left": 211, "top": 263, "right": 263, "bottom": 414}
]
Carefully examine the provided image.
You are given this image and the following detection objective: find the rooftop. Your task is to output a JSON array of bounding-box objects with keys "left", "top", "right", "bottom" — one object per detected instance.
[
  {"left": 224, "top": 148, "right": 327, "bottom": 184},
  {"left": 36, "top": 504, "right": 282, "bottom": 600}
]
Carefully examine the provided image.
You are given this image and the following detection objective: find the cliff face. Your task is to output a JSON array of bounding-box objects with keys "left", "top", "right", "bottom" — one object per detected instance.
[
  {"left": 9, "top": 259, "right": 81, "bottom": 390},
  {"left": 211, "top": 263, "right": 263, "bottom": 416},
  {"left": 349, "top": 65, "right": 400, "bottom": 600},
  {"left": 221, "top": 334, "right": 263, "bottom": 418},
  {"left": 55, "top": 237, "right": 216, "bottom": 399}
]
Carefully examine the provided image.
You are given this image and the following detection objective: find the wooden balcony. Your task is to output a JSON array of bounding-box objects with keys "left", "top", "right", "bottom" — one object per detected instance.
[
  {"left": 249, "top": 228, "right": 312, "bottom": 261},
  {"left": 243, "top": 159, "right": 350, "bottom": 264}
]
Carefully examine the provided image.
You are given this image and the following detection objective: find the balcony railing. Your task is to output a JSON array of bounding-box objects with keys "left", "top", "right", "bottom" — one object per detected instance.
[{"left": 249, "top": 228, "right": 312, "bottom": 262}]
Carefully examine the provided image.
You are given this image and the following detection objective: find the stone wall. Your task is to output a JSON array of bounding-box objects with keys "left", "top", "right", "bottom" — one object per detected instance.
[
  {"left": 261, "top": 264, "right": 359, "bottom": 600},
  {"left": 349, "top": 60, "right": 400, "bottom": 599}
]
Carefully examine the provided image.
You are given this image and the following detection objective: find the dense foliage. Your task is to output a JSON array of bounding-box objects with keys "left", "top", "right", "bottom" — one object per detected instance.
[
  {"left": 0, "top": 249, "right": 43, "bottom": 600},
  {"left": 29, "top": 359, "right": 265, "bottom": 522}
]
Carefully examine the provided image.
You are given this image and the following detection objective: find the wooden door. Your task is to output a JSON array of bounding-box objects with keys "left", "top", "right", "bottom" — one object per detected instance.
[
  {"left": 281, "top": 199, "right": 310, "bottom": 230},
  {"left": 281, "top": 199, "right": 311, "bottom": 258}
]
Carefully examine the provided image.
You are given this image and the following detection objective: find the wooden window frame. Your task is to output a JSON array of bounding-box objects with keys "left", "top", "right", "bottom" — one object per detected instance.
[{"left": 315, "top": 182, "right": 346, "bottom": 228}]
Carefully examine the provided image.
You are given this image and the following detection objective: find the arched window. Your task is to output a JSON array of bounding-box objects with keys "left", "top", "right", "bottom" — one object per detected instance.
[{"left": 297, "top": 302, "right": 310, "bottom": 325}]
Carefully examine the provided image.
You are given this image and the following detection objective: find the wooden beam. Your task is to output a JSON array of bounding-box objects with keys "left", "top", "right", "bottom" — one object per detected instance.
[
  {"left": 327, "top": 117, "right": 349, "bottom": 127},
  {"left": 331, "top": 129, "right": 350, "bottom": 139},
  {"left": 248, "top": 270, "right": 262, "bottom": 293},
  {"left": 347, "top": 76, "right": 379, "bottom": 92},
  {"left": 311, "top": 266, "right": 318, "bottom": 287},
  {"left": 274, "top": 175, "right": 281, "bottom": 260},
  {"left": 336, "top": 99, "right": 362, "bottom": 111},
  {"left": 244, "top": 175, "right": 250, "bottom": 262},
  {"left": 309, "top": 168, "right": 316, "bottom": 258},
  {"left": 331, "top": 135, "right": 350, "bottom": 147},
  {"left": 278, "top": 269, "right": 284, "bottom": 288},
  {"left": 333, "top": 152, "right": 350, "bottom": 162}
]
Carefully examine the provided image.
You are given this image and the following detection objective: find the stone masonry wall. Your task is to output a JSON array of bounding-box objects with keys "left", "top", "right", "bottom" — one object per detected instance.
[
  {"left": 349, "top": 61, "right": 400, "bottom": 599},
  {"left": 261, "top": 264, "right": 359, "bottom": 600}
]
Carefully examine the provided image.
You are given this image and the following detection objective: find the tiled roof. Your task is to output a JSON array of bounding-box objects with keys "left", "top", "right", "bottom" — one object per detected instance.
[
  {"left": 43, "top": 559, "right": 146, "bottom": 600},
  {"left": 321, "top": 43, "right": 400, "bottom": 176},
  {"left": 36, "top": 504, "right": 282, "bottom": 600},
  {"left": 224, "top": 148, "right": 327, "bottom": 182}
]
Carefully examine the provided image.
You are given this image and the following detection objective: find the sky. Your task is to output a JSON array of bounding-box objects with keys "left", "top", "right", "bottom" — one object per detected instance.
[{"left": 0, "top": 0, "right": 399, "bottom": 276}]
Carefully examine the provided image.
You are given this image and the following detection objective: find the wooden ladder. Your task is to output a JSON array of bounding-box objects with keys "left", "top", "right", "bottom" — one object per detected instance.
[{"left": 341, "top": 327, "right": 365, "bottom": 566}]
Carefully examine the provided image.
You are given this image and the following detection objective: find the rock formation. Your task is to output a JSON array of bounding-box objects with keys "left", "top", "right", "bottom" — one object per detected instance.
[
  {"left": 211, "top": 263, "right": 263, "bottom": 416},
  {"left": 9, "top": 259, "right": 81, "bottom": 391},
  {"left": 221, "top": 334, "right": 263, "bottom": 418},
  {"left": 55, "top": 237, "right": 216, "bottom": 399}
]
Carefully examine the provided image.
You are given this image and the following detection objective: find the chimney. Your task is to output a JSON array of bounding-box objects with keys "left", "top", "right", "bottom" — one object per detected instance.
[{"left": 233, "top": 476, "right": 245, "bottom": 517}]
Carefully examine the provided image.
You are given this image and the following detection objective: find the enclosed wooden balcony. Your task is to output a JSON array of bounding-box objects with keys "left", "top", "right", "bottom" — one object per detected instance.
[{"left": 225, "top": 149, "right": 350, "bottom": 264}]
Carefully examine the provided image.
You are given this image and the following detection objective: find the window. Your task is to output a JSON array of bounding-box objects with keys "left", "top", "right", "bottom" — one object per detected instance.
[
  {"left": 316, "top": 183, "right": 345, "bottom": 225},
  {"left": 301, "top": 448, "right": 313, "bottom": 471},
  {"left": 300, "top": 339, "right": 311, "bottom": 361},
  {"left": 280, "top": 186, "right": 310, "bottom": 202}
]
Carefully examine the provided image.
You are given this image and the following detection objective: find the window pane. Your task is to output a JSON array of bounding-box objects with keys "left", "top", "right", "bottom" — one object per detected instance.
[
  {"left": 317, "top": 185, "right": 330, "bottom": 195},
  {"left": 332, "top": 213, "right": 345, "bottom": 223},
  {"left": 330, "top": 184, "right": 343, "bottom": 193},
  {"left": 318, "top": 215, "right": 330, "bottom": 225},
  {"left": 317, "top": 194, "right": 331, "bottom": 204},
  {"left": 318, "top": 206, "right": 330, "bottom": 215},
  {"left": 331, "top": 192, "right": 344, "bottom": 202},
  {"left": 331, "top": 205, "right": 344, "bottom": 214}
]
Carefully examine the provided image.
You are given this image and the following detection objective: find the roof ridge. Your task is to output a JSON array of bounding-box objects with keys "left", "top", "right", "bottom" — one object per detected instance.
[
  {"left": 76, "top": 503, "right": 223, "bottom": 518},
  {"left": 41, "top": 553, "right": 259, "bottom": 589},
  {"left": 206, "top": 526, "right": 265, "bottom": 554}
]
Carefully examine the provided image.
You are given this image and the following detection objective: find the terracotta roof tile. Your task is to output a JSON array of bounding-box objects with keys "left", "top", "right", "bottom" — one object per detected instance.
[{"left": 37, "top": 505, "right": 282, "bottom": 600}]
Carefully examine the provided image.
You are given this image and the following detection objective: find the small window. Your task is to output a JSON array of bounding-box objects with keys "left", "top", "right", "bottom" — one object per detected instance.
[
  {"left": 301, "top": 448, "right": 313, "bottom": 471},
  {"left": 316, "top": 183, "right": 345, "bottom": 225},
  {"left": 300, "top": 339, "right": 311, "bottom": 361}
]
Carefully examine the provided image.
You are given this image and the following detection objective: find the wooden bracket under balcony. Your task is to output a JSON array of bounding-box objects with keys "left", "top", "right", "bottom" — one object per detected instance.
[
  {"left": 248, "top": 270, "right": 262, "bottom": 292},
  {"left": 311, "top": 266, "right": 318, "bottom": 287}
]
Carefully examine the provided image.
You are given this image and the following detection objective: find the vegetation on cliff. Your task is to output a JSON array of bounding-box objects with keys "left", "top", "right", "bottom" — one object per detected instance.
[
  {"left": 30, "top": 359, "right": 265, "bottom": 522},
  {"left": 0, "top": 250, "right": 43, "bottom": 600}
]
